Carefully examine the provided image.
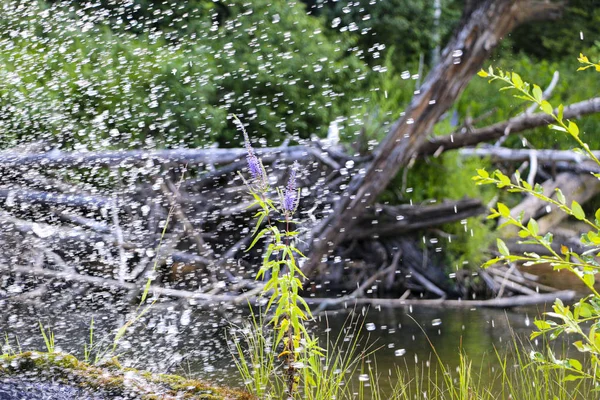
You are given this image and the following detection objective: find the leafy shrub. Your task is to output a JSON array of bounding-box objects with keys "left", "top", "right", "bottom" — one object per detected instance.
[
  {"left": 475, "top": 55, "right": 600, "bottom": 385},
  {"left": 454, "top": 51, "right": 600, "bottom": 150},
  {"left": 0, "top": 0, "right": 369, "bottom": 149},
  {"left": 302, "top": 0, "right": 462, "bottom": 66}
]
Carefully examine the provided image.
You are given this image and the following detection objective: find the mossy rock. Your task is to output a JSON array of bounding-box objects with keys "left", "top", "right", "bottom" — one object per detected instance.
[{"left": 0, "top": 352, "right": 254, "bottom": 400}]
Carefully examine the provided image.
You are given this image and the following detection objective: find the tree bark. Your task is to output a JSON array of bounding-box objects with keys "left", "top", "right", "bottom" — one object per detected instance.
[{"left": 302, "top": 0, "right": 564, "bottom": 277}]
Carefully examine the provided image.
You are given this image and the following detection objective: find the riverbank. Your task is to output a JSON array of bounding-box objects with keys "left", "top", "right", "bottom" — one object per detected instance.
[{"left": 0, "top": 351, "right": 252, "bottom": 400}]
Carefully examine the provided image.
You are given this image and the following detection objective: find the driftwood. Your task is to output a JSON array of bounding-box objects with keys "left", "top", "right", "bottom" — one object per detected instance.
[
  {"left": 0, "top": 263, "right": 263, "bottom": 307},
  {"left": 308, "top": 290, "right": 576, "bottom": 311},
  {"left": 460, "top": 147, "right": 600, "bottom": 164},
  {"left": 0, "top": 144, "right": 343, "bottom": 169},
  {"left": 487, "top": 265, "right": 557, "bottom": 293}
]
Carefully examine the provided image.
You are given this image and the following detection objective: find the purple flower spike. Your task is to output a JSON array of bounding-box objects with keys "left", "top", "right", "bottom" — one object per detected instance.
[
  {"left": 239, "top": 120, "right": 263, "bottom": 180},
  {"left": 246, "top": 152, "right": 262, "bottom": 180},
  {"left": 283, "top": 161, "right": 299, "bottom": 212}
]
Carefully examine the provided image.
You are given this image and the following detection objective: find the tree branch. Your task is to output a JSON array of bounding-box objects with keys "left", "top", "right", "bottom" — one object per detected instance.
[{"left": 420, "top": 98, "right": 600, "bottom": 156}]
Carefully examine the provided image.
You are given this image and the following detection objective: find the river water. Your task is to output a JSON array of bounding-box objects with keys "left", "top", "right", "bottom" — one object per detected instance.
[{"left": 0, "top": 297, "right": 563, "bottom": 396}]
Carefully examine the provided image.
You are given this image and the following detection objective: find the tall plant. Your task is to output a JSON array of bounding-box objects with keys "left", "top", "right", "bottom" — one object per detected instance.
[
  {"left": 234, "top": 116, "right": 322, "bottom": 398},
  {"left": 474, "top": 54, "right": 600, "bottom": 384}
]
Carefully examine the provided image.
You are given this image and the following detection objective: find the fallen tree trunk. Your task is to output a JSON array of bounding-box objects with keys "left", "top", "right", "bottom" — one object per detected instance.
[
  {"left": 301, "top": 0, "right": 564, "bottom": 278},
  {"left": 0, "top": 263, "right": 262, "bottom": 307},
  {"left": 348, "top": 199, "right": 485, "bottom": 240},
  {"left": 0, "top": 144, "right": 341, "bottom": 169},
  {"left": 0, "top": 188, "right": 114, "bottom": 210}
]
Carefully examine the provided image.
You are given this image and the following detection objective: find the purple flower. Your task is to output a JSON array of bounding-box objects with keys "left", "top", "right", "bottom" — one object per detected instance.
[
  {"left": 238, "top": 120, "right": 263, "bottom": 181},
  {"left": 246, "top": 152, "right": 262, "bottom": 180},
  {"left": 282, "top": 162, "right": 299, "bottom": 212}
]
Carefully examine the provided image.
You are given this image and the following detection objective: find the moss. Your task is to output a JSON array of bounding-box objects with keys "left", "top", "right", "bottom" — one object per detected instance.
[{"left": 0, "top": 351, "right": 254, "bottom": 400}]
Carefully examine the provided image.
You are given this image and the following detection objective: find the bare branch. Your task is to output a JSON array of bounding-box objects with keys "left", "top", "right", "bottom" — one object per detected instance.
[{"left": 421, "top": 98, "right": 600, "bottom": 156}]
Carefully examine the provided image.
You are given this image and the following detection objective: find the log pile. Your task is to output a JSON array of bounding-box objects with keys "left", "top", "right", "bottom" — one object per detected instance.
[
  {"left": 0, "top": 0, "right": 595, "bottom": 311},
  {"left": 0, "top": 136, "right": 587, "bottom": 310},
  {"left": 0, "top": 139, "right": 488, "bottom": 309}
]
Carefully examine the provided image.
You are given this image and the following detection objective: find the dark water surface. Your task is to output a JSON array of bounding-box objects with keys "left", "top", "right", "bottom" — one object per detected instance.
[{"left": 0, "top": 299, "right": 562, "bottom": 395}]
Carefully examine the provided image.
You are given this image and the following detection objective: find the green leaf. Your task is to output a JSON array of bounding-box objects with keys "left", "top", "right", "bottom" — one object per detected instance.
[
  {"left": 571, "top": 200, "right": 585, "bottom": 220},
  {"left": 555, "top": 189, "right": 566, "bottom": 205},
  {"left": 246, "top": 228, "right": 269, "bottom": 252},
  {"left": 534, "top": 183, "right": 543, "bottom": 194},
  {"left": 568, "top": 121, "right": 580, "bottom": 137},
  {"left": 497, "top": 202, "right": 510, "bottom": 218},
  {"left": 497, "top": 173, "right": 511, "bottom": 187},
  {"left": 595, "top": 208, "right": 600, "bottom": 224},
  {"left": 532, "top": 84, "right": 543, "bottom": 102},
  {"left": 543, "top": 232, "right": 554, "bottom": 245},
  {"left": 477, "top": 70, "right": 489, "bottom": 78},
  {"left": 253, "top": 212, "right": 266, "bottom": 235},
  {"left": 530, "top": 331, "right": 543, "bottom": 340},
  {"left": 568, "top": 359, "right": 583, "bottom": 372},
  {"left": 476, "top": 169, "right": 489, "bottom": 178},
  {"left": 540, "top": 100, "right": 553, "bottom": 115},
  {"left": 481, "top": 257, "right": 500, "bottom": 269},
  {"left": 527, "top": 218, "right": 539, "bottom": 236},
  {"left": 557, "top": 104, "right": 564, "bottom": 121},
  {"left": 564, "top": 374, "right": 583, "bottom": 382},
  {"left": 579, "top": 53, "right": 590, "bottom": 63},
  {"left": 579, "top": 302, "right": 593, "bottom": 318},
  {"left": 584, "top": 273, "right": 595, "bottom": 288},
  {"left": 518, "top": 229, "right": 530, "bottom": 238},
  {"left": 511, "top": 72, "right": 523, "bottom": 89},
  {"left": 573, "top": 341, "right": 588, "bottom": 352},
  {"left": 534, "top": 319, "right": 552, "bottom": 330},
  {"left": 497, "top": 238, "right": 510, "bottom": 257},
  {"left": 276, "top": 319, "right": 290, "bottom": 345}
]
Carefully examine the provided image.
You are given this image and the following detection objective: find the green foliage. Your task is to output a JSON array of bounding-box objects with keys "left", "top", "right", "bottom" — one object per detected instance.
[
  {"left": 455, "top": 52, "right": 600, "bottom": 151},
  {"left": 231, "top": 312, "right": 380, "bottom": 400},
  {"left": 303, "top": 0, "right": 462, "bottom": 66},
  {"left": 475, "top": 57, "right": 600, "bottom": 387},
  {"left": 0, "top": 0, "right": 369, "bottom": 149},
  {"left": 381, "top": 152, "right": 496, "bottom": 269},
  {"left": 507, "top": 0, "right": 600, "bottom": 61},
  {"left": 39, "top": 322, "right": 56, "bottom": 354}
]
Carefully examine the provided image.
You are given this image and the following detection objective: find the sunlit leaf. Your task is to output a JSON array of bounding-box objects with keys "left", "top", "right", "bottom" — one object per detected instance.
[
  {"left": 497, "top": 202, "right": 510, "bottom": 218},
  {"left": 568, "top": 121, "right": 580, "bottom": 137},
  {"left": 532, "top": 84, "right": 542, "bottom": 102},
  {"left": 571, "top": 200, "right": 585, "bottom": 220},
  {"left": 497, "top": 238, "right": 510, "bottom": 256},
  {"left": 511, "top": 72, "right": 523, "bottom": 89},
  {"left": 540, "top": 100, "right": 553, "bottom": 115}
]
